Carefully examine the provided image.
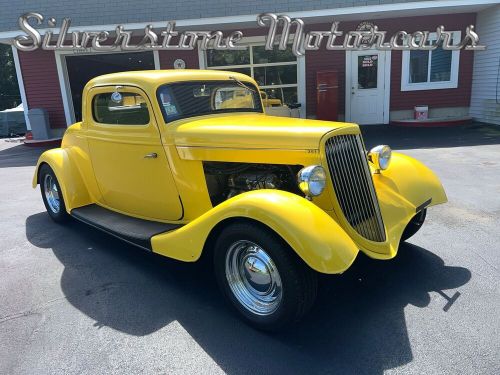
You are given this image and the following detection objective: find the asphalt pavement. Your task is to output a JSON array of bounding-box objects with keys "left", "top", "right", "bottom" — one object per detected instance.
[{"left": 0, "top": 124, "right": 499, "bottom": 374}]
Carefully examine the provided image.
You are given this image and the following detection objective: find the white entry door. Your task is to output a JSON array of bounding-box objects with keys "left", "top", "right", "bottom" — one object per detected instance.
[{"left": 346, "top": 50, "right": 390, "bottom": 125}]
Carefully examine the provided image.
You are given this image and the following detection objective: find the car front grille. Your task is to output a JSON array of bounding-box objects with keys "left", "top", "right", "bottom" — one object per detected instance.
[{"left": 325, "top": 134, "right": 386, "bottom": 242}]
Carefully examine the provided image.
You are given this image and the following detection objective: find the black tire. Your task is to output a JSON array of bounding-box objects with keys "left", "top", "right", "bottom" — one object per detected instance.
[
  {"left": 401, "top": 209, "right": 427, "bottom": 242},
  {"left": 39, "top": 164, "right": 69, "bottom": 223},
  {"left": 214, "top": 221, "right": 318, "bottom": 331}
]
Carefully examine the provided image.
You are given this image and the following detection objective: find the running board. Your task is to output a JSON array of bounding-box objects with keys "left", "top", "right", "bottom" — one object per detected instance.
[{"left": 70, "top": 204, "right": 182, "bottom": 251}]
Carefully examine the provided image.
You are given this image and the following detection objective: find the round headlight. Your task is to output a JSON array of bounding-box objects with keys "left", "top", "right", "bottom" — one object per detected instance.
[
  {"left": 368, "top": 145, "right": 392, "bottom": 171},
  {"left": 297, "top": 165, "right": 326, "bottom": 198}
]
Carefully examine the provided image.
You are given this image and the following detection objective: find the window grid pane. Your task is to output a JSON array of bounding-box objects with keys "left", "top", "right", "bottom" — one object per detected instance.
[
  {"left": 206, "top": 49, "right": 250, "bottom": 67},
  {"left": 206, "top": 44, "right": 298, "bottom": 102},
  {"left": 262, "top": 87, "right": 298, "bottom": 105},
  {"left": 409, "top": 50, "right": 429, "bottom": 83},
  {"left": 430, "top": 48, "right": 452, "bottom": 82},
  {"left": 252, "top": 45, "right": 296, "bottom": 64},
  {"left": 254, "top": 65, "right": 297, "bottom": 87}
]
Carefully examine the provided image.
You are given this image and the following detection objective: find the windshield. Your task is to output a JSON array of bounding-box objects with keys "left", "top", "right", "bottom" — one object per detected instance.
[{"left": 157, "top": 80, "right": 263, "bottom": 123}]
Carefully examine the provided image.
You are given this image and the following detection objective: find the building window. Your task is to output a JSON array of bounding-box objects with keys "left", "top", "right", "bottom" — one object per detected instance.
[
  {"left": 401, "top": 31, "right": 461, "bottom": 91},
  {"left": 205, "top": 44, "right": 298, "bottom": 105}
]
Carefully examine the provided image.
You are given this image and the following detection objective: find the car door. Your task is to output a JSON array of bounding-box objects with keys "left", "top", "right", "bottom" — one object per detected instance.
[{"left": 86, "top": 85, "right": 183, "bottom": 221}]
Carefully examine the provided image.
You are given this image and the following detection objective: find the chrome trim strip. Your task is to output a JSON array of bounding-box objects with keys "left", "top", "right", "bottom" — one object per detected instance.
[{"left": 416, "top": 198, "right": 432, "bottom": 213}]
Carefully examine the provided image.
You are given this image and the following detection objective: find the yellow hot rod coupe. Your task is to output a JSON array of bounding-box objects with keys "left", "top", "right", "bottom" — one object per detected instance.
[{"left": 34, "top": 70, "right": 447, "bottom": 331}]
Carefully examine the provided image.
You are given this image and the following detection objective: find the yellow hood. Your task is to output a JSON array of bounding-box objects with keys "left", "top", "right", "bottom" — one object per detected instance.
[{"left": 171, "top": 113, "right": 357, "bottom": 150}]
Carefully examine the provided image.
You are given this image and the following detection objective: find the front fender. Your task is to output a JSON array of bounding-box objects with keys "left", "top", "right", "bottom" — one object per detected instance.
[
  {"left": 33, "top": 148, "right": 92, "bottom": 212},
  {"left": 358, "top": 152, "right": 448, "bottom": 259},
  {"left": 375, "top": 152, "right": 447, "bottom": 208},
  {"left": 151, "top": 190, "right": 359, "bottom": 274}
]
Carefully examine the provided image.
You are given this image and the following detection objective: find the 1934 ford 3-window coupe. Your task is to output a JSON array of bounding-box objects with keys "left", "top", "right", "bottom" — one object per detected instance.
[{"left": 34, "top": 70, "right": 447, "bottom": 331}]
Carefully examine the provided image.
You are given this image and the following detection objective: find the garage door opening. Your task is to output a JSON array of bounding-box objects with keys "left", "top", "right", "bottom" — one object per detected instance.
[{"left": 65, "top": 52, "right": 155, "bottom": 122}]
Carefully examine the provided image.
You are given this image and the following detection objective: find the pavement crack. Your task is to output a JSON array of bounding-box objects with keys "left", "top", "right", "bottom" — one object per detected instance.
[
  {"left": 0, "top": 310, "right": 43, "bottom": 324},
  {"left": 0, "top": 282, "right": 125, "bottom": 325}
]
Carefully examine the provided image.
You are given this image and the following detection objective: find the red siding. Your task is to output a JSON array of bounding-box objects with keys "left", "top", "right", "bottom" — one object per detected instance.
[
  {"left": 305, "top": 13, "right": 476, "bottom": 117},
  {"left": 18, "top": 50, "right": 66, "bottom": 129},
  {"left": 158, "top": 50, "right": 199, "bottom": 69}
]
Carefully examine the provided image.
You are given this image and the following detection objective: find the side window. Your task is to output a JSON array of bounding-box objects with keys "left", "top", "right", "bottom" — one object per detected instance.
[{"left": 92, "top": 92, "right": 150, "bottom": 125}]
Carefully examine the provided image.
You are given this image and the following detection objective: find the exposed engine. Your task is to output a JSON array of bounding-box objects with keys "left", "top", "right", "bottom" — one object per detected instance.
[{"left": 203, "top": 162, "right": 303, "bottom": 206}]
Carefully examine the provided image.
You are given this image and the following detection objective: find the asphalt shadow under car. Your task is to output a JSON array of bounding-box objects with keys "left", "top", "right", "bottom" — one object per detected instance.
[
  {"left": 15, "top": 122, "right": 498, "bottom": 373},
  {"left": 25, "top": 211, "right": 471, "bottom": 374}
]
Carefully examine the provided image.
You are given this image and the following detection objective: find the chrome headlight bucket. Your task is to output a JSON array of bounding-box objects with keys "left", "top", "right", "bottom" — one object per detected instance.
[
  {"left": 297, "top": 165, "right": 326, "bottom": 198},
  {"left": 368, "top": 145, "right": 392, "bottom": 173}
]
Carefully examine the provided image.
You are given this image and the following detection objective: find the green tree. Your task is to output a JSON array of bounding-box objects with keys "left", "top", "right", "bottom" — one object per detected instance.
[{"left": 0, "top": 44, "right": 20, "bottom": 111}]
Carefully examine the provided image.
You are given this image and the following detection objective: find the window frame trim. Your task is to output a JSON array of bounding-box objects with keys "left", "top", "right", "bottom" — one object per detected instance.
[
  {"left": 88, "top": 85, "right": 153, "bottom": 128},
  {"left": 400, "top": 30, "right": 461, "bottom": 92}
]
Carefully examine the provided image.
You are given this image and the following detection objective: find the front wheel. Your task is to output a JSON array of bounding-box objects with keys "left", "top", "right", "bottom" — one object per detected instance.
[
  {"left": 401, "top": 209, "right": 427, "bottom": 242},
  {"left": 39, "top": 164, "right": 69, "bottom": 223},
  {"left": 214, "top": 222, "right": 318, "bottom": 331}
]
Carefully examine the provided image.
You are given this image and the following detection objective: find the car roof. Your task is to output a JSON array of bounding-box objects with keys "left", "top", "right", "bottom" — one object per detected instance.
[{"left": 85, "top": 69, "right": 257, "bottom": 91}]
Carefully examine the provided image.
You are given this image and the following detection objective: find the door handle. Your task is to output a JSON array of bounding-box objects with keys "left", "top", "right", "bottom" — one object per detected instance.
[{"left": 144, "top": 152, "right": 158, "bottom": 159}]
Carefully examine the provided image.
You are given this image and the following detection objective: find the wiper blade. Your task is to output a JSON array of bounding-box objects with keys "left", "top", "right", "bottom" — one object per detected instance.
[{"left": 229, "top": 76, "right": 256, "bottom": 93}]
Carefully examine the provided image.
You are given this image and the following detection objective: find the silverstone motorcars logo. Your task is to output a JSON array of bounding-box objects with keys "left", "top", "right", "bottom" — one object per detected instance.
[{"left": 12, "top": 12, "right": 486, "bottom": 56}]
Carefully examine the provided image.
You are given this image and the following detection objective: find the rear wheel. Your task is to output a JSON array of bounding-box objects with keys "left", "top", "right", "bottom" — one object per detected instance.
[
  {"left": 401, "top": 209, "right": 426, "bottom": 242},
  {"left": 39, "top": 164, "right": 69, "bottom": 223},
  {"left": 214, "top": 222, "right": 318, "bottom": 331}
]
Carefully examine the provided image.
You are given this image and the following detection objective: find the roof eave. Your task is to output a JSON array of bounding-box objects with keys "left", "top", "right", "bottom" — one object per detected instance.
[{"left": 0, "top": 0, "right": 497, "bottom": 44}]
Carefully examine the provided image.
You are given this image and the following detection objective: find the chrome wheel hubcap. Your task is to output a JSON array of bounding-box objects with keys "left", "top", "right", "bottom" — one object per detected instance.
[
  {"left": 225, "top": 240, "right": 282, "bottom": 316},
  {"left": 43, "top": 174, "right": 60, "bottom": 213}
]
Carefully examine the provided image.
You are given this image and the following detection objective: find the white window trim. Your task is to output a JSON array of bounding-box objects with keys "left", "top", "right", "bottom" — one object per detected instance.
[
  {"left": 401, "top": 30, "right": 461, "bottom": 92},
  {"left": 11, "top": 46, "right": 31, "bottom": 130},
  {"left": 198, "top": 35, "right": 307, "bottom": 118}
]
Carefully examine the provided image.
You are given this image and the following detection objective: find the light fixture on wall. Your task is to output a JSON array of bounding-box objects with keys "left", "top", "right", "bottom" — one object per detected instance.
[{"left": 174, "top": 59, "right": 186, "bottom": 69}]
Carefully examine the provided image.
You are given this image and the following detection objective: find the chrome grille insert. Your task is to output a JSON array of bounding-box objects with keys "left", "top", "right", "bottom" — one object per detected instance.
[{"left": 325, "top": 134, "right": 386, "bottom": 242}]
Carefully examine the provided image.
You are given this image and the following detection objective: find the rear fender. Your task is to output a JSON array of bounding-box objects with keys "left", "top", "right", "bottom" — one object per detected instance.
[
  {"left": 151, "top": 190, "right": 359, "bottom": 274},
  {"left": 33, "top": 148, "right": 92, "bottom": 212}
]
